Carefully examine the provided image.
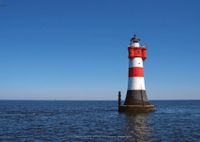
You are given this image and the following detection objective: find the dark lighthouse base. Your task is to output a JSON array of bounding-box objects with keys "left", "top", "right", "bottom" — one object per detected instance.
[
  {"left": 118, "top": 104, "right": 155, "bottom": 112},
  {"left": 118, "top": 91, "right": 155, "bottom": 113}
]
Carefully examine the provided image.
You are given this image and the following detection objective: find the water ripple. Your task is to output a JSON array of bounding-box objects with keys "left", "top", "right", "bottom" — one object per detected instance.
[{"left": 0, "top": 100, "right": 200, "bottom": 141}]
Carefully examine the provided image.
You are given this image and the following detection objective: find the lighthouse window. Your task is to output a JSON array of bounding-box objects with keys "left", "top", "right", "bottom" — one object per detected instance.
[{"left": 137, "top": 51, "right": 140, "bottom": 54}]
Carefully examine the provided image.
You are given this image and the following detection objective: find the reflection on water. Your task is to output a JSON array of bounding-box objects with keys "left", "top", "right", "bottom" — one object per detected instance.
[{"left": 123, "top": 113, "right": 153, "bottom": 142}]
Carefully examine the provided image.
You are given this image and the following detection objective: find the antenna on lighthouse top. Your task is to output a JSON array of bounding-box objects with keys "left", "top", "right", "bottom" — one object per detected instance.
[{"left": 130, "top": 34, "right": 140, "bottom": 44}]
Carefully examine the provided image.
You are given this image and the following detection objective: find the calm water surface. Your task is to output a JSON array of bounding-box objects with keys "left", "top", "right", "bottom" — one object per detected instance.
[{"left": 0, "top": 100, "right": 200, "bottom": 141}]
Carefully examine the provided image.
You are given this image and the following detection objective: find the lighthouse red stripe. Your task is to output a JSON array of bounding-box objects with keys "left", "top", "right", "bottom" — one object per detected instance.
[{"left": 129, "top": 67, "right": 144, "bottom": 77}]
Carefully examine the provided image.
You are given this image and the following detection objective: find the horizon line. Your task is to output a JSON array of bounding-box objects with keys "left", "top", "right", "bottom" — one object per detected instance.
[{"left": 0, "top": 99, "right": 200, "bottom": 101}]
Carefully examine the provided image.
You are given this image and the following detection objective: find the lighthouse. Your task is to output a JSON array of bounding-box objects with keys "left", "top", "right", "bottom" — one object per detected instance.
[{"left": 118, "top": 35, "right": 155, "bottom": 112}]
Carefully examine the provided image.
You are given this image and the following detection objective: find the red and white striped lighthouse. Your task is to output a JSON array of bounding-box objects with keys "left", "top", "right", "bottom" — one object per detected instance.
[
  {"left": 124, "top": 35, "right": 150, "bottom": 105},
  {"left": 118, "top": 34, "right": 155, "bottom": 112}
]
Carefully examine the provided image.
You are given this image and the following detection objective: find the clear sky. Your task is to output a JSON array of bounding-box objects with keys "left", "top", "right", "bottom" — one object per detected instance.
[{"left": 0, "top": 0, "right": 200, "bottom": 100}]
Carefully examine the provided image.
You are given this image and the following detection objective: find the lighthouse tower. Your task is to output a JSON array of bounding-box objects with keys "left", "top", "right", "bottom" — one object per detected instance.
[{"left": 118, "top": 35, "right": 155, "bottom": 112}]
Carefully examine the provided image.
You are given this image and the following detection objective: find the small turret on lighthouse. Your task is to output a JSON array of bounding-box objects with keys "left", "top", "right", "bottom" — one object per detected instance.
[{"left": 118, "top": 35, "right": 155, "bottom": 112}]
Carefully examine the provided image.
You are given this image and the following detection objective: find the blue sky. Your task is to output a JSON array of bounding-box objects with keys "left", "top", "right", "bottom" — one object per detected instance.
[{"left": 0, "top": 0, "right": 200, "bottom": 100}]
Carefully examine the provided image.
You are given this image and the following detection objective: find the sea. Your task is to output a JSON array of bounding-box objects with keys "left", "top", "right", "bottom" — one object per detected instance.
[{"left": 0, "top": 100, "right": 200, "bottom": 142}]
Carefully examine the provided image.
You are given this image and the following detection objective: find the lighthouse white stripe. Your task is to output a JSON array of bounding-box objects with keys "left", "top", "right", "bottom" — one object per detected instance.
[
  {"left": 129, "top": 58, "right": 143, "bottom": 68},
  {"left": 130, "top": 42, "right": 140, "bottom": 47},
  {"left": 128, "top": 77, "right": 146, "bottom": 90}
]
